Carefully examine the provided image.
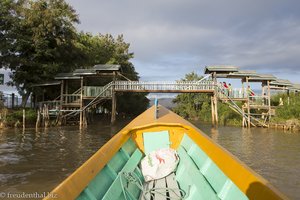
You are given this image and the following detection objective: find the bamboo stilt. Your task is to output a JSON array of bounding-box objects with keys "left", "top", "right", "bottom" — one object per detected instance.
[
  {"left": 44, "top": 105, "right": 50, "bottom": 128},
  {"left": 267, "top": 80, "right": 271, "bottom": 121},
  {"left": 23, "top": 109, "right": 25, "bottom": 130},
  {"left": 111, "top": 72, "right": 117, "bottom": 124},
  {"left": 211, "top": 96, "right": 215, "bottom": 125},
  {"left": 79, "top": 77, "right": 84, "bottom": 129},
  {"left": 36, "top": 109, "right": 41, "bottom": 130},
  {"left": 246, "top": 77, "right": 251, "bottom": 128},
  {"left": 214, "top": 93, "right": 218, "bottom": 126}
]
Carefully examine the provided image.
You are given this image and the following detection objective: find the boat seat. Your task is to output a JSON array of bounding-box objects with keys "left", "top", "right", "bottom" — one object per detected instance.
[{"left": 139, "top": 173, "right": 182, "bottom": 200}]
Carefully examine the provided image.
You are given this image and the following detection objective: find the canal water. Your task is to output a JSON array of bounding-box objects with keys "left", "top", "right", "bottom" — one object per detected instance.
[{"left": 0, "top": 120, "right": 299, "bottom": 199}]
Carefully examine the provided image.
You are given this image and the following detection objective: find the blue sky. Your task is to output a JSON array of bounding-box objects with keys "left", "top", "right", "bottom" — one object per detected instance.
[{"left": 1, "top": 0, "right": 300, "bottom": 94}]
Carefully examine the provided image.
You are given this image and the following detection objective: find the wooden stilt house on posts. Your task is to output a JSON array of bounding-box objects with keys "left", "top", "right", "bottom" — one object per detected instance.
[
  {"left": 204, "top": 66, "right": 239, "bottom": 126},
  {"left": 204, "top": 66, "right": 280, "bottom": 127},
  {"left": 35, "top": 64, "right": 124, "bottom": 128}
]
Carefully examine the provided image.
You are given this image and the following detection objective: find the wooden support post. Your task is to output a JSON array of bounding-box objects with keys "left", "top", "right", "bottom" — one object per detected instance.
[
  {"left": 79, "top": 76, "right": 84, "bottom": 129},
  {"left": 111, "top": 72, "right": 117, "bottom": 124},
  {"left": 242, "top": 106, "right": 246, "bottom": 127},
  {"left": 44, "top": 104, "right": 50, "bottom": 128},
  {"left": 83, "top": 110, "right": 87, "bottom": 127},
  {"left": 242, "top": 80, "right": 244, "bottom": 98},
  {"left": 23, "top": 109, "right": 25, "bottom": 130},
  {"left": 36, "top": 109, "right": 41, "bottom": 130},
  {"left": 214, "top": 93, "right": 218, "bottom": 125},
  {"left": 59, "top": 80, "right": 64, "bottom": 125},
  {"left": 246, "top": 77, "right": 251, "bottom": 128},
  {"left": 267, "top": 80, "right": 271, "bottom": 120},
  {"left": 212, "top": 72, "right": 218, "bottom": 125},
  {"left": 11, "top": 93, "right": 15, "bottom": 109},
  {"left": 211, "top": 96, "right": 215, "bottom": 125}
]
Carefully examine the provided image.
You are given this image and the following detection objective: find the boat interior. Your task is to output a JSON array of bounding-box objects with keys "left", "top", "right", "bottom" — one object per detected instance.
[{"left": 76, "top": 129, "right": 248, "bottom": 200}]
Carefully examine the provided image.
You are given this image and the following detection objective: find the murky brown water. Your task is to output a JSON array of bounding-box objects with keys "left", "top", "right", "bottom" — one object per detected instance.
[{"left": 0, "top": 120, "right": 299, "bottom": 199}]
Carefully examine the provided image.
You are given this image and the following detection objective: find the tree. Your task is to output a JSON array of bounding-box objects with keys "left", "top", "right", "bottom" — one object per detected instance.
[
  {"left": 0, "top": 0, "right": 80, "bottom": 106},
  {"left": 1, "top": 0, "right": 148, "bottom": 115},
  {"left": 76, "top": 33, "right": 148, "bottom": 115},
  {"left": 173, "top": 72, "right": 243, "bottom": 125},
  {"left": 172, "top": 72, "right": 210, "bottom": 119}
]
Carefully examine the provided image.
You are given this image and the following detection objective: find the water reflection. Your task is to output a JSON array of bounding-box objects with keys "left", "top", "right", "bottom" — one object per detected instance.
[
  {"left": 193, "top": 122, "right": 300, "bottom": 200},
  {"left": 0, "top": 120, "right": 299, "bottom": 199},
  {"left": 0, "top": 119, "right": 130, "bottom": 196},
  {"left": 210, "top": 127, "right": 219, "bottom": 142}
]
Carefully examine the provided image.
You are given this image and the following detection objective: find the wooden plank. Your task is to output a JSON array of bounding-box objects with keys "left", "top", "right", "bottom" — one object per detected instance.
[
  {"left": 165, "top": 173, "right": 181, "bottom": 199},
  {"left": 154, "top": 177, "right": 166, "bottom": 200},
  {"left": 114, "top": 89, "right": 215, "bottom": 93}
]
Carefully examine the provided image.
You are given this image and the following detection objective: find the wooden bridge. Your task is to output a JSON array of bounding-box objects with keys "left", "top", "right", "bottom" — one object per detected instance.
[{"left": 35, "top": 65, "right": 300, "bottom": 129}]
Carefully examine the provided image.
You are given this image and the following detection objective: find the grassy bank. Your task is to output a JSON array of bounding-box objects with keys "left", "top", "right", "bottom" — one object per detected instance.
[
  {"left": 270, "top": 93, "right": 300, "bottom": 129},
  {"left": 0, "top": 108, "right": 37, "bottom": 128}
]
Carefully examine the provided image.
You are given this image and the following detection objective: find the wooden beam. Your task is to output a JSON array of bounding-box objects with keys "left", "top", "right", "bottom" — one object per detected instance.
[
  {"left": 246, "top": 77, "right": 251, "bottom": 128},
  {"left": 79, "top": 76, "right": 84, "bottom": 129},
  {"left": 214, "top": 93, "right": 218, "bottom": 126},
  {"left": 267, "top": 80, "right": 271, "bottom": 120},
  {"left": 213, "top": 72, "right": 218, "bottom": 125},
  {"left": 111, "top": 72, "right": 117, "bottom": 123},
  {"left": 211, "top": 96, "right": 215, "bottom": 125},
  {"left": 60, "top": 80, "right": 64, "bottom": 111},
  {"left": 114, "top": 89, "right": 215, "bottom": 93}
]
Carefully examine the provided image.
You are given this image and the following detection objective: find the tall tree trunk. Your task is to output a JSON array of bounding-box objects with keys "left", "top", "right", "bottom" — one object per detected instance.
[{"left": 21, "top": 92, "right": 31, "bottom": 108}]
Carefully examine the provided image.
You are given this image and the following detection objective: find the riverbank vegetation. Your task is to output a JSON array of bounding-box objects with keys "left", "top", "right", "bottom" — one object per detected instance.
[
  {"left": 172, "top": 72, "right": 242, "bottom": 126},
  {"left": 270, "top": 93, "right": 300, "bottom": 128},
  {"left": 0, "top": 108, "right": 37, "bottom": 128},
  {"left": 0, "top": 0, "right": 148, "bottom": 116}
]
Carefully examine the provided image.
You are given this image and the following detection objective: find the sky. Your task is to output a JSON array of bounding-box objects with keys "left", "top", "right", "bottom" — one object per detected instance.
[
  {"left": 1, "top": 0, "right": 300, "bottom": 94},
  {"left": 64, "top": 0, "right": 300, "bottom": 84}
]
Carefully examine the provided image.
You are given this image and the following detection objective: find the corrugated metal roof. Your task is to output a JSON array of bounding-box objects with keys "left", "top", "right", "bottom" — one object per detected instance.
[
  {"left": 32, "top": 81, "right": 61, "bottom": 87},
  {"left": 227, "top": 70, "right": 259, "bottom": 78},
  {"left": 72, "top": 64, "right": 121, "bottom": 76},
  {"left": 93, "top": 64, "right": 120, "bottom": 71},
  {"left": 247, "top": 74, "right": 277, "bottom": 81},
  {"left": 288, "top": 84, "right": 300, "bottom": 91},
  {"left": 55, "top": 73, "right": 80, "bottom": 80},
  {"left": 204, "top": 66, "right": 239, "bottom": 74},
  {"left": 270, "top": 79, "right": 292, "bottom": 86},
  {"left": 73, "top": 69, "right": 97, "bottom": 76}
]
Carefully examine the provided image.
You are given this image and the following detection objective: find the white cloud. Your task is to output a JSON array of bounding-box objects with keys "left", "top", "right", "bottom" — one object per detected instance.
[{"left": 66, "top": 0, "right": 300, "bottom": 83}]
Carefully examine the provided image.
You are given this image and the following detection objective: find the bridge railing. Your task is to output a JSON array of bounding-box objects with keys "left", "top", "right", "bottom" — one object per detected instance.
[
  {"left": 114, "top": 81, "right": 215, "bottom": 91},
  {"left": 38, "top": 100, "right": 60, "bottom": 110},
  {"left": 83, "top": 86, "right": 112, "bottom": 97},
  {"left": 249, "top": 96, "right": 269, "bottom": 106},
  {"left": 217, "top": 86, "right": 248, "bottom": 99},
  {"left": 62, "top": 94, "right": 81, "bottom": 104}
]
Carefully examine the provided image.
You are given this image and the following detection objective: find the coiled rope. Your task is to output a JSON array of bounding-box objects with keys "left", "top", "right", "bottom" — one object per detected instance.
[{"left": 120, "top": 171, "right": 189, "bottom": 200}]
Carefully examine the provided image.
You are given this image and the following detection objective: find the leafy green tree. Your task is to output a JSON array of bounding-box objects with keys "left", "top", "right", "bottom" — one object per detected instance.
[
  {"left": 0, "top": 0, "right": 80, "bottom": 106},
  {"left": 1, "top": 0, "right": 148, "bottom": 115},
  {"left": 173, "top": 72, "right": 242, "bottom": 125},
  {"left": 76, "top": 33, "right": 147, "bottom": 115},
  {"left": 172, "top": 72, "right": 210, "bottom": 120}
]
